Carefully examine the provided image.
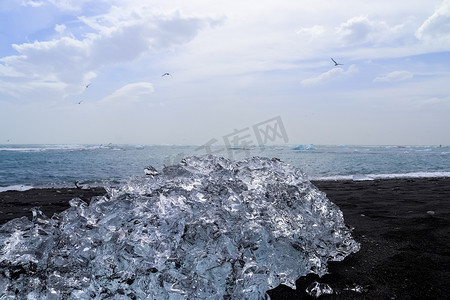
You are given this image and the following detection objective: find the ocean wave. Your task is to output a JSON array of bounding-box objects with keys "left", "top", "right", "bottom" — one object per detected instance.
[
  {"left": 310, "top": 171, "right": 450, "bottom": 181},
  {"left": 0, "top": 185, "right": 34, "bottom": 192},
  {"left": 0, "top": 144, "right": 122, "bottom": 152},
  {"left": 0, "top": 147, "right": 48, "bottom": 152}
]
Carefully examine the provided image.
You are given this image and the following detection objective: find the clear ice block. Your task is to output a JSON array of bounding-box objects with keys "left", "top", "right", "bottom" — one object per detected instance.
[{"left": 0, "top": 156, "right": 359, "bottom": 299}]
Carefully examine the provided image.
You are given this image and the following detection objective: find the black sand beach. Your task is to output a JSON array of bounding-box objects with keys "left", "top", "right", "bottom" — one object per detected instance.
[{"left": 1, "top": 178, "right": 449, "bottom": 299}]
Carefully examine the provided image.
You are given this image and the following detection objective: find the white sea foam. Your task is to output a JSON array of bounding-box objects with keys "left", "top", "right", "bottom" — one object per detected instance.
[
  {"left": 0, "top": 147, "right": 47, "bottom": 152},
  {"left": 310, "top": 171, "right": 450, "bottom": 181},
  {"left": 0, "top": 144, "right": 115, "bottom": 152},
  {"left": 0, "top": 185, "right": 34, "bottom": 192}
]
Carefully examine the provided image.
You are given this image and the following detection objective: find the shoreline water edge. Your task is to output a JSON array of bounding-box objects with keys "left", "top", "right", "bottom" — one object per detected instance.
[{"left": 1, "top": 144, "right": 450, "bottom": 191}]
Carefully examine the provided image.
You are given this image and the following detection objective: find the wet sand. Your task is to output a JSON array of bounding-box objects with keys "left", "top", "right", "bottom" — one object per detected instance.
[
  {"left": 0, "top": 187, "right": 107, "bottom": 225},
  {"left": 1, "top": 178, "right": 449, "bottom": 299}
]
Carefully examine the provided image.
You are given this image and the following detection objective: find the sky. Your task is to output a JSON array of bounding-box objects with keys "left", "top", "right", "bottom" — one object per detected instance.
[{"left": 0, "top": 0, "right": 449, "bottom": 146}]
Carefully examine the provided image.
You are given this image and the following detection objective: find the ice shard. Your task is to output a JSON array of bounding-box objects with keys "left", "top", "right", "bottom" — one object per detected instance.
[
  {"left": 306, "top": 281, "right": 334, "bottom": 298},
  {"left": 0, "top": 156, "right": 359, "bottom": 299}
]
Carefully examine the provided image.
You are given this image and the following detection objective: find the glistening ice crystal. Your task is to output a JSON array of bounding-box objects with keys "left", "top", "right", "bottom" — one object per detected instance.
[{"left": 0, "top": 156, "right": 359, "bottom": 299}]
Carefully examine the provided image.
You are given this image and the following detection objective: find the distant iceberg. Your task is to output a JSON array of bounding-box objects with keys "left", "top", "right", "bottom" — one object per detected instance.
[
  {"left": 0, "top": 156, "right": 359, "bottom": 299},
  {"left": 293, "top": 144, "right": 316, "bottom": 151}
]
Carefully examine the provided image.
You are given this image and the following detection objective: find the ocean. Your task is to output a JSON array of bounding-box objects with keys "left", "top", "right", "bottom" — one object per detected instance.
[{"left": 1, "top": 144, "right": 450, "bottom": 191}]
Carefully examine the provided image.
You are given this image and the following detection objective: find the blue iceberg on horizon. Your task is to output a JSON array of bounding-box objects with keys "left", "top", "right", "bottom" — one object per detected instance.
[{"left": 293, "top": 144, "right": 316, "bottom": 151}]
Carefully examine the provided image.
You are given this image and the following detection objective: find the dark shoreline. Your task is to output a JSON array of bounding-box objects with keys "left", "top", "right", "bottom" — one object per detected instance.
[{"left": 1, "top": 177, "right": 449, "bottom": 299}]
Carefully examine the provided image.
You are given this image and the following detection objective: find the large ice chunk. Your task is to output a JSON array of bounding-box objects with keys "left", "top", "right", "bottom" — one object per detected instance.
[{"left": 0, "top": 156, "right": 359, "bottom": 299}]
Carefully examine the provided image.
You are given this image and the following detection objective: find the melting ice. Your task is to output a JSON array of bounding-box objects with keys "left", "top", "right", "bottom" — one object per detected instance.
[{"left": 0, "top": 156, "right": 359, "bottom": 299}]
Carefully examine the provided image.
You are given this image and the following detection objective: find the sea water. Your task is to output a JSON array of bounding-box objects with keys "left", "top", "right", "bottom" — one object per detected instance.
[{"left": 0, "top": 144, "right": 450, "bottom": 190}]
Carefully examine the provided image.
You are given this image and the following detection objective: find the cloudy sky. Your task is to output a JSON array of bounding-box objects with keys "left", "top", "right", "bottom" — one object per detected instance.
[{"left": 1, "top": 0, "right": 449, "bottom": 145}]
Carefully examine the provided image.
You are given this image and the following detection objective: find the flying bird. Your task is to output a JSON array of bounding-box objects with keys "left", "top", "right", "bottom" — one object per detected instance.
[
  {"left": 162, "top": 73, "right": 172, "bottom": 77},
  {"left": 331, "top": 58, "right": 343, "bottom": 66},
  {"left": 85, "top": 83, "right": 91, "bottom": 88},
  {"left": 77, "top": 100, "right": 83, "bottom": 104}
]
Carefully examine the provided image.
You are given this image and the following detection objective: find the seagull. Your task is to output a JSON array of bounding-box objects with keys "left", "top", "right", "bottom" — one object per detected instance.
[
  {"left": 162, "top": 73, "right": 172, "bottom": 77},
  {"left": 331, "top": 58, "right": 343, "bottom": 66}
]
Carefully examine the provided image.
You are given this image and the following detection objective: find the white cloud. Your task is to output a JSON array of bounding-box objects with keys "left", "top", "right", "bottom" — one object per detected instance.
[
  {"left": 44, "top": 0, "right": 87, "bottom": 11},
  {"left": 21, "top": 0, "right": 44, "bottom": 7},
  {"left": 101, "top": 82, "right": 154, "bottom": 103},
  {"left": 336, "top": 15, "right": 413, "bottom": 48},
  {"left": 301, "top": 65, "right": 358, "bottom": 86},
  {"left": 0, "top": 7, "right": 221, "bottom": 99},
  {"left": 54, "top": 24, "right": 66, "bottom": 35},
  {"left": 417, "top": 96, "right": 450, "bottom": 110},
  {"left": 47, "top": 0, "right": 83, "bottom": 11},
  {"left": 21, "top": 0, "right": 85, "bottom": 11},
  {"left": 373, "top": 71, "right": 413, "bottom": 82},
  {"left": 296, "top": 25, "right": 325, "bottom": 38},
  {"left": 416, "top": 0, "right": 450, "bottom": 41},
  {"left": 337, "top": 16, "right": 373, "bottom": 45}
]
